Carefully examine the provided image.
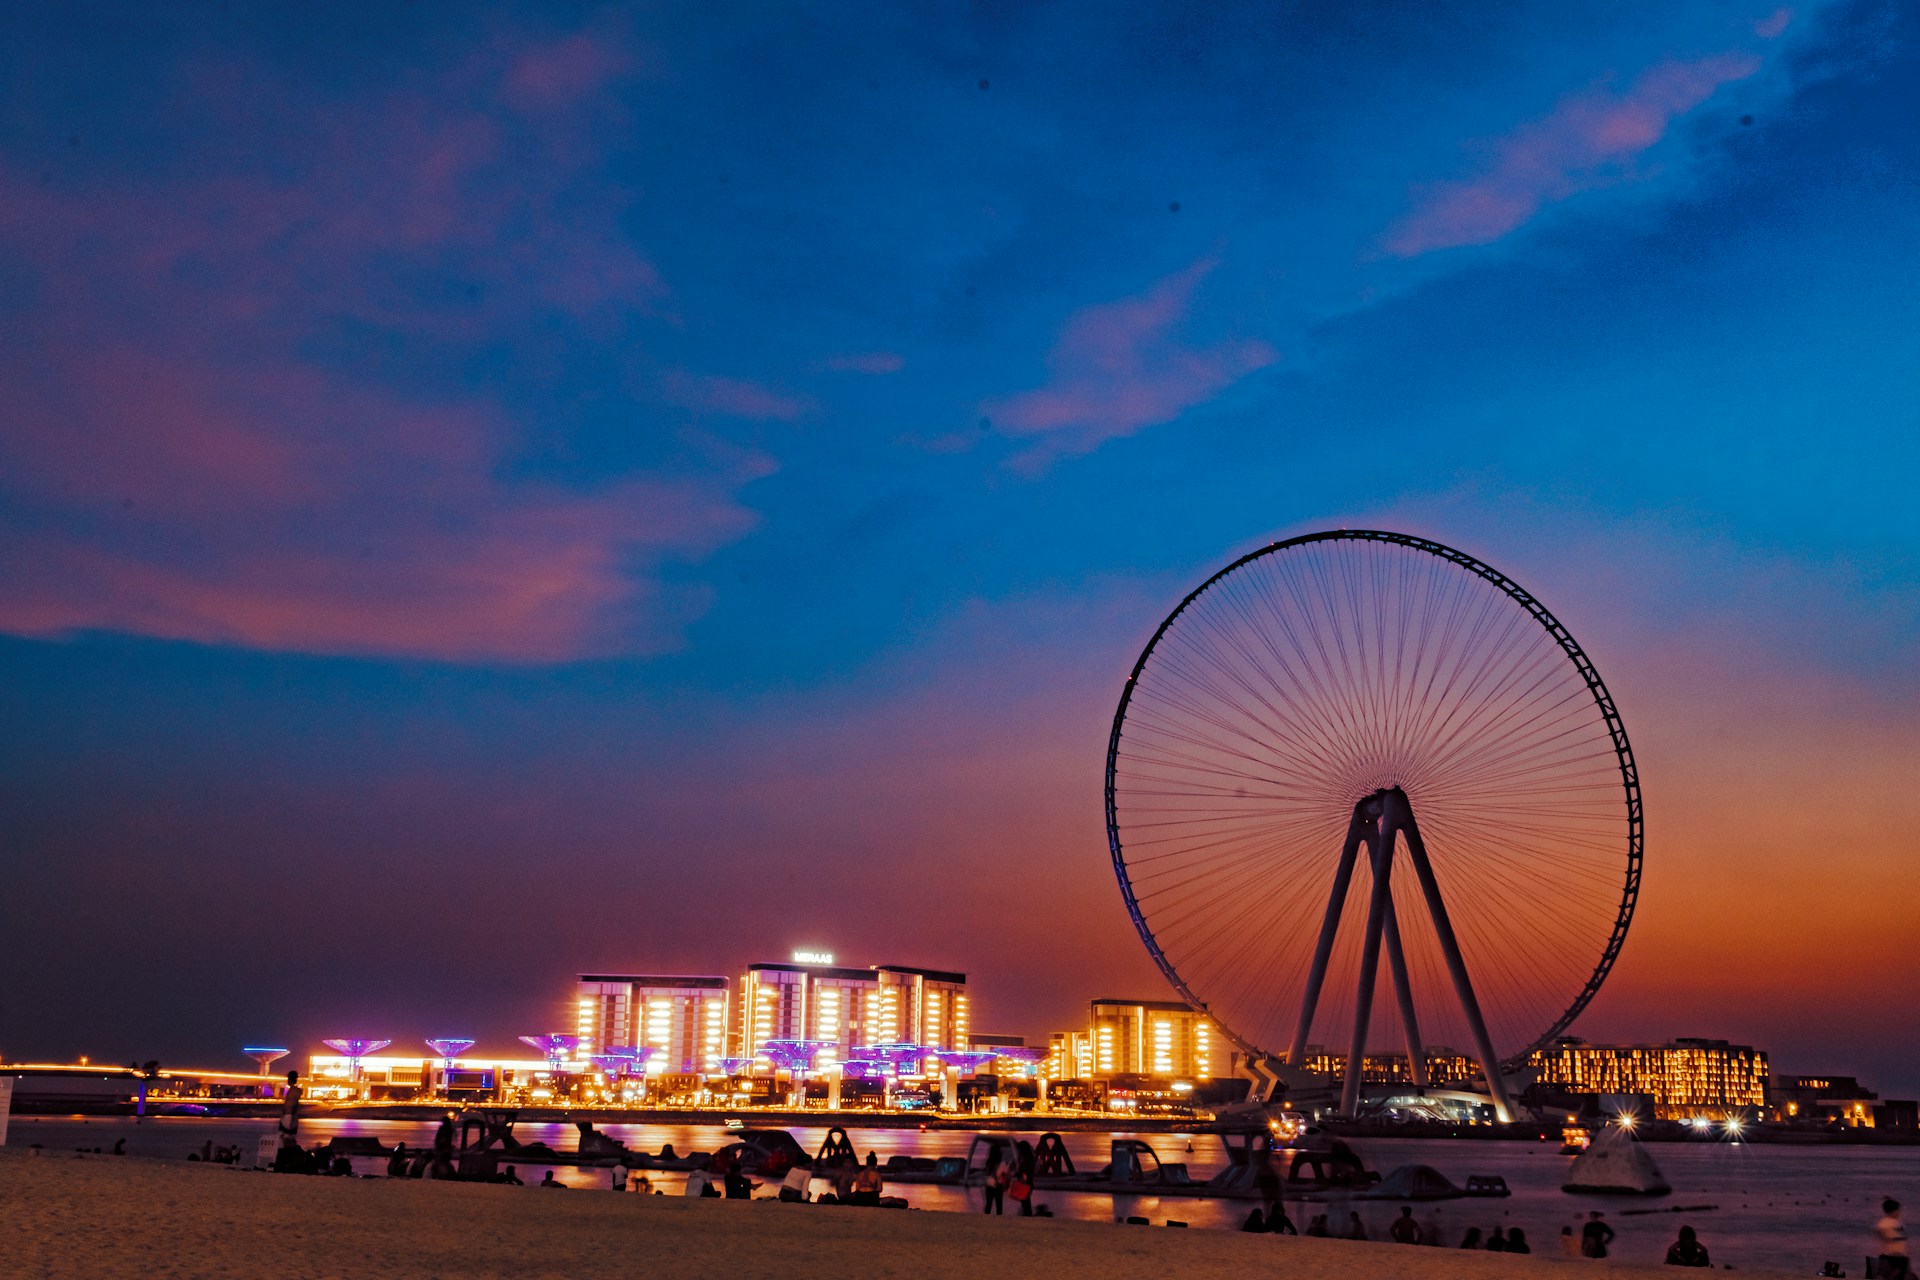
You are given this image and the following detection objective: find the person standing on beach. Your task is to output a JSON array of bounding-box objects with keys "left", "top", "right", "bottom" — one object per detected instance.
[
  {"left": 1878, "top": 1199, "right": 1910, "bottom": 1280},
  {"left": 1582, "top": 1211, "right": 1615, "bottom": 1259},
  {"left": 1347, "top": 1212, "right": 1368, "bottom": 1240},
  {"left": 1390, "top": 1206, "right": 1423, "bottom": 1243},
  {"left": 983, "top": 1156, "right": 1010, "bottom": 1215},
  {"left": 273, "top": 1071, "right": 303, "bottom": 1171}
]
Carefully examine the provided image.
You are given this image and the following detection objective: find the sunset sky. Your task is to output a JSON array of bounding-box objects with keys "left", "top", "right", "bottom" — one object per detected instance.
[{"left": 2, "top": 2, "right": 1916, "bottom": 1095}]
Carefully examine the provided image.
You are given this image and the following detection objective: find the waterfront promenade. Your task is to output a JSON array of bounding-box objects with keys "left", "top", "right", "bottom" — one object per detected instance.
[{"left": 0, "top": 1147, "right": 1766, "bottom": 1280}]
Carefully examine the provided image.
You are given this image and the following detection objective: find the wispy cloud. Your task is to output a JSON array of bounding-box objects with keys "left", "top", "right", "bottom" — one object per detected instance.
[
  {"left": 665, "top": 373, "right": 813, "bottom": 421},
  {"left": 984, "top": 258, "right": 1277, "bottom": 470},
  {"left": 822, "top": 351, "right": 906, "bottom": 375},
  {"left": 1383, "top": 51, "right": 1763, "bottom": 257}
]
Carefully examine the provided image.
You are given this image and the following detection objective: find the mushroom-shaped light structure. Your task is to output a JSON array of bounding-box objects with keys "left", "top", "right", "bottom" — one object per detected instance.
[
  {"left": 591, "top": 1046, "right": 659, "bottom": 1077},
  {"left": 849, "top": 1043, "right": 929, "bottom": 1078},
  {"left": 758, "top": 1039, "right": 835, "bottom": 1074},
  {"left": 321, "top": 1038, "right": 392, "bottom": 1081},
  {"left": 518, "top": 1033, "right": 579, "bottom": 1071},
  {"left": 425, "top": 1038, "right": 476, "bottom": 1071},
  {"left": 243, "top": 1046, "right": 290, "bottom": 1077},
  {"left": 926, "top": 1049, "right": 1002, "bottom": 1076}
]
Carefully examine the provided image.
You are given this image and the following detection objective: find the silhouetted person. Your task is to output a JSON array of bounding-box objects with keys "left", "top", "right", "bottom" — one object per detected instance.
[
  {"left": 1460, "top": 1227, "right": 1484, "bottom": 1249},
  {"left": 1582, "top": 1210, "right": 1615, "bottom": 1259},
  {"left": 502, "top": 1165, "right": 523, "bottom": 1185},
  {"left": 1488, "top": 1226, "right": 1509, "bottom": 1252},
  {"left": 985, "top": 1157, "right": 1010, "bottom": 1215},
  {"left": 1242, "top": 1208, "right": 1268, "bottom": 1233},
  {"left": 1508, "top": 1227, "right": 1531, "bottom": 1254},
  {"left": 1347, "top": 1212, "right": 1368, "bottom": 1240},
  {"left": 1666, "top": 1225, "right": 1711, "bottom": 1266},
  {"left": 540, "top": 1169, "right": 564, "bottom": 1188},
  {"left": 274, "top": 1071, "right": 304, "bottom": 1171},
  {"left": 1390, "top": 1206, "right": 1423, "bottom": 1244},
  {"left": 434, "top": 1115, "right": 455, "bottom": 1159},
  {"left": 112, "top": 1138, "right": 125, "bottom": 1156},
  {"left": 850, "top": 1152, "right": 883, "bottom": 1206},
  {"left": 1264, "top": 1204, "right": 1297, "bottom": 1235},
  {"left": 387, "top": 1142, "right": 409, "bottom": 1177},
  {"left": 1305, "top": 1213, "right": 1330, "bottom": 1237}
]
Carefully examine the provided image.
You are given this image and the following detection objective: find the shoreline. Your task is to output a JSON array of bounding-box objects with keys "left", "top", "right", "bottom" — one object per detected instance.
[{"left": 21, "top": 1100, "right": 1918, "bottom": 1145}]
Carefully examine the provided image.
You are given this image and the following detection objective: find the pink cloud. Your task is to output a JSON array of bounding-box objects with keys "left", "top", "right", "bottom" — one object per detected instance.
[
  {"left": 0, "top": 342, "right": 762, "bottom": 662},
  {"left": 1755, "top": 8, "right": 1793, "bottom": 38},
  {"left": 1383, "top": 52, "right": 1764, "bottom": 257},
  {"left": 823, "top": 351, "right": 906, "bottom": 375},
  {"left": 502, "top": 34, "right": 634, "bottom": 112},
  {"left": 666, "top": 373, "right": 812, "bottom": 421},
  {"left": 983, "top": 259, "right": 1277, "bottom": 468}
]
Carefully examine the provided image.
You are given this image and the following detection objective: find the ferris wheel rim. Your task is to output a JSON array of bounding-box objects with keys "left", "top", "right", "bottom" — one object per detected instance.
[{"left": 1102, "top": 528, "right": 1643, "bottom": 1072}]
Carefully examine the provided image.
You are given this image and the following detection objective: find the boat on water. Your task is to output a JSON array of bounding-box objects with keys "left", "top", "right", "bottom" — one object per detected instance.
[
  {"left": 1563, "top": 1125, "right": 1671, "bottom": 1195},
  {"left": 1561, "top": 1123, "right": 1592, "bottom": 1154}
]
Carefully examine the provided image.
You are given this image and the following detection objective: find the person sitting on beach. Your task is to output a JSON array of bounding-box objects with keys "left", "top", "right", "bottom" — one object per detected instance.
[
  {"left": 1304, "top": 1213, "right": 1330, "bottom": 1237},
  {"left": 1390, "top": 1206, "right": 1423, "bottom": 1244},
  {"left": 1665, "top": 1225, "right": 1711, "bottom": 1266},
  {"left": 387, "top": 1142, "right": 409, "bottom": 1177},
  {"left": 850, "top": 1153, "right": 884, "bottom": 1206},
  {"left": 539, "top": 1170, "right": 565, "bottom": 1188},
  {"left": 1582, "top": 1211, "right": 1615, "bottom": 1259},
  {"left": 780, "top": 1163, "right": 811, "bottom": 1203},
  {"left": 1347, "top": 1212, "right": 1368, "bottom": 1240},
  {"left": 501, "top": 1165, "right": 523, "bottom": 1186},
  {"left": 1487, "top": 1226, "right": 1509, "bottom": 1252},
  {"left": 1460, "top": 1227, "right": 1483, "bottom": 1249},
  {"left": 723, "top": 1166, "right": 753, "bottom": 1199},
  {"left": 1508, "top": 1228, "right": 1531, "bottom": 1254},
  {"left": 112, "top": 1139, "right": 125, "bottom": 1156},
  {"left": 1264, "top": 1204, "right": 1297, "bottom": 1235}
]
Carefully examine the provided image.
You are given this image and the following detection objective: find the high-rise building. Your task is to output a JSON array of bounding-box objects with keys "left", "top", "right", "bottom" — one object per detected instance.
[
  {"left": 1527, "top": 1037, "right": 1769, "bottom": 1119},
  {"left": 1049, "top": 999, "right": 1216, "bottom": 1080},
  {"left": 735, "top": 959, "right": 969, "bottom": 1063},
  {"left": 575, "top": 975, "right": 730, "bottom": 1073}
]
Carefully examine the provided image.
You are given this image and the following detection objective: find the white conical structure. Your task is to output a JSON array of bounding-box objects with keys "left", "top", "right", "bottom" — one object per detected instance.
[{"left": 1562, "top": 1125, "right": 1671, "bottom": 1195}]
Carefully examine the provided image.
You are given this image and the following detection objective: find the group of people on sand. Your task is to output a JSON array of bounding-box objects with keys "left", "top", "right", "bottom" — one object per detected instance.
[
  {"left": 185, "top": 1139, "right": 241, "bottom": 1165},
  {"left": 1239, "top": 1201, "right": 1715, "bottom": 1264},
  {"left": 683, "top": 1146, "right": 896, "bottom": 1208}
]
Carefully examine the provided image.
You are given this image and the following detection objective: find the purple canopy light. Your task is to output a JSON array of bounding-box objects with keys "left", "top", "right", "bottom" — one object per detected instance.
[
  {"left": 518, "top": 1033, "right": 580, "bottom": 1071},
  {"left": 243, "top": 1046, "right": 290, "bottom": 1077},
  {"left": 591, "top": 1046, "right": 659, "bottom": 1077},
  {"left": 424, "top": 1038, "right": 476, "bottom": 1069},
  {"left": 321, "top": 1038, "right": 392, "bottom": 1081},
  {"left": 849, "top": 1043, "right": 929, "bottom": 1077},
  {"left": 758, "top": 1039, "right": 834, "bottom": 1073}
]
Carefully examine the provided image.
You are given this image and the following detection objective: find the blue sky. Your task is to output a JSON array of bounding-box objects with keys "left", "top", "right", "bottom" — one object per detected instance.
[{"left": 1, "top": 1, "right": 1915, "bottom": 1091}]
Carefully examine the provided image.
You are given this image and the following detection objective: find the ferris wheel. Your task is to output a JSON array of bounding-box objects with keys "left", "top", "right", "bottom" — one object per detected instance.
[{"left": 1104, "top": 530, "right": 1641, "bottom": 1120}]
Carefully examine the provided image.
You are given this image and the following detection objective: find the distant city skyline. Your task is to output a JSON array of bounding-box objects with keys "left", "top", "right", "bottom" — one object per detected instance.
[{"left": 2, "top": 1, "right": 1917, "bottom": 1099}]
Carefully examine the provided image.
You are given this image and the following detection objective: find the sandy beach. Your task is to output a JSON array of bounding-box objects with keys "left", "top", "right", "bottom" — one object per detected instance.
[{"left": 0, "top": 1148, "right": 1788, "bottom": 1280}]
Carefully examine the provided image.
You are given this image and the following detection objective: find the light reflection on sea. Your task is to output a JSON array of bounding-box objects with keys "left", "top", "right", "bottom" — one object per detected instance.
[{"left": 14, "top": 1115, "right": 1914, "bottom": 1273}]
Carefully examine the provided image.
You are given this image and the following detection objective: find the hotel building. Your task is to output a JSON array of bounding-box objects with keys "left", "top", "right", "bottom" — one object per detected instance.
[
  {"left": 1527, "top": 1037, "right": 1769, "bottom": 1118},
  {"left": 1049, "top": 999, "right": 1218, "bottom": 1080},
  {"left": 736, "top": 961, "right": 969, "bottom": 1062},
  {"left": 574, "top": 975, "right": 730, "bottom": 1073}
]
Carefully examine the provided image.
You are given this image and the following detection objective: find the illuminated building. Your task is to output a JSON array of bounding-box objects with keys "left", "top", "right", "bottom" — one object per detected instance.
[
  {"left": 1527, "top": 1037, "right": 1769, "bottom": 1119},
  {"left": 576, "top": 975, "right": 730, "bottom": 1073},
  {"left": 1770, "top": 1074, "right": 1881, "bottom": 1127},
  {"left": 1295, "top": 1047, "right": 1483, "bottom": 1086},
  {"left": 735, "top": 957, "right": 968, "bottom": 1065},
  {"left": 1051, "top": 999, "right": 1217, "bottom": 1081}
]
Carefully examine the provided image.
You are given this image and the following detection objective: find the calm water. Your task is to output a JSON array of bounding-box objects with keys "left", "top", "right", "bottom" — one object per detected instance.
[{"left": 12, "top": 1115, "right": 1914, "bottom": 1274}]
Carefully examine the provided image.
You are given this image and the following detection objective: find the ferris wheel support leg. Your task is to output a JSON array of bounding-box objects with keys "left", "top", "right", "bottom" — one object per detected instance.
[
  {"left": 1339, "top": 823, "right": 1394, "bottom": 1118},
  {"left": 1382, "top": 899, "right": 1429, "bottom": 1088},
  {"left": 1287, "top": 805, "right": 1369, "bottom": 1066},
  {"left": 1388, "top": 789, "right": 1515, "bottom": 1123}
]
